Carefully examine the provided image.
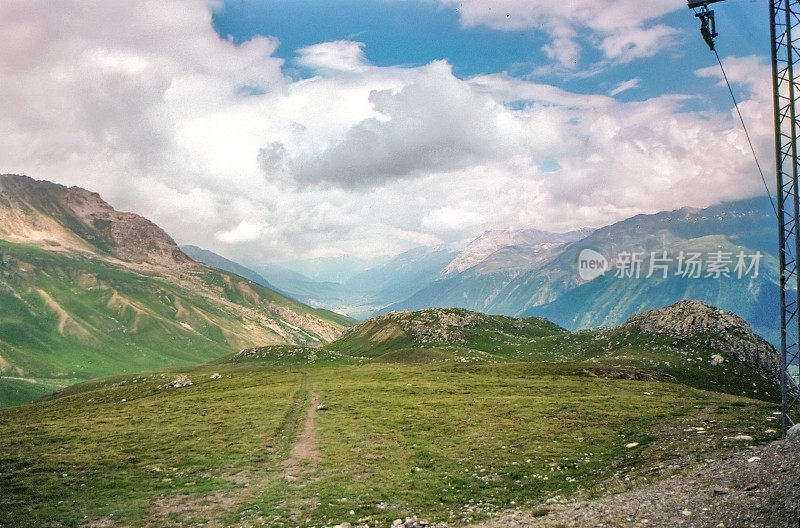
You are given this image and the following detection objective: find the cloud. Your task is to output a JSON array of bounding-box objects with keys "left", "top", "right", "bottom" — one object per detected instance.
[
  {"left": 609, "top": 78, "right": 640, "bottom": 96},
  {"left": 0, "top": 2, "right": 775, "bottom": 265},
  {"left": 215, "top": 220, "right": 266, "bottom": 244},
  {"left": 297, "top": 41, "right": 368, "bottom": 72},
  {"left": 600, "top": 25, "right": 680, "bottom": 63},
  {"left": 284, "top": 61, "right": 529, "bottom": 187},
  {"left": 438, "top": 0, "right": 684, "bottom": 67}
]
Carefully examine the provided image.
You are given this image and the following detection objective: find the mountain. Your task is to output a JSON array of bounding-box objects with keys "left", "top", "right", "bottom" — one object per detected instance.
[
  {"left": 442, "top": 228, "right": 591, "bottom": 276},
  {"left": 377, "top": 229, "right": 591, "bottom": 315},
  {"left": 275, "top": 255, "right": 379, "bottom": 283},
  {"left": 251, "top": 263, "right": 373, "bottom": 317},
  {"left": 247, "top": 247, "right": 460, "bottom": 319},
  {"left": 0, "top": 175, "right": 354, "bottom": 406},
  {"left": 180, "top": 245, "right": 278, "bottom": 291},
  {"left": 0, "top": 174, "right": 192, "bottom": 267},
  {"left": 380, "top": 197, "right": 778, "bottom": 344},
  {"left": 516, "top": 197, "right": 778, "bottom": 342},
  {"left": 345, "top": 246, "right": 458, "bottom": 303}
]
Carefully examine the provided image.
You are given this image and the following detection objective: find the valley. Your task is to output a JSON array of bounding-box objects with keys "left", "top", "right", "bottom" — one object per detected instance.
[{"left": 196, "top": 198, "right": 778, "bottom": 346}]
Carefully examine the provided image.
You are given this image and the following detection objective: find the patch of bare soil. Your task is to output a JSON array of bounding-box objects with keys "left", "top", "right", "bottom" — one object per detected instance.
[
  {"left": 474, "top": 433, "right": 800, "bottom": 528},
  {"left": 145, "top": 489, "right": 241, "bottom": 527}
]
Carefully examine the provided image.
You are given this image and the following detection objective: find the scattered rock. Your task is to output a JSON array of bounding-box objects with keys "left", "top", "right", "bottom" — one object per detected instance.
[
  {"left": 625, "top": 442, "right": 640, "bottom": 448},
  {"left": 710, "top": 353, "right": 724, "bottom": 366},
  {"left": 157, "top": 375, "right": 192, "bottom": 390},
  {"left": 472, "top": 434, "right": 800, "bottom": 528},
  {"left": 727, "top": 435, "right": 754, "bottom": 442},
  {"left": 209, "top": 373, "right": 221, "bottom": 379},
  {"left": 316, "top": 404, "right": 328, "bottom": 411}
]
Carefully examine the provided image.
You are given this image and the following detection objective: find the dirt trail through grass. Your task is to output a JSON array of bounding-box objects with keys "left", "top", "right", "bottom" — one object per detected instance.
[
  {"left": 282, "top": 373, "right": 320, "bottom": 478},
  {"left": 289, "top": 393, "right": 320, "bottom": 465},
  {"left": 144, "top": 373, "right": 319, "bottom": 527}
]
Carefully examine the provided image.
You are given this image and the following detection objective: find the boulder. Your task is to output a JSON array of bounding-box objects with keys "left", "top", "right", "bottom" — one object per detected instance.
[{"left": 157, "top": 375, "right": 193, "bottom": 390}]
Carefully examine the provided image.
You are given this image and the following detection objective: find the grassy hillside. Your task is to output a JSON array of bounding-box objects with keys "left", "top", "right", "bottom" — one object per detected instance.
[
  {"left": 0, "top": 175, "right": 358, "bottom": 408},
  {"left": 0, "top": 307, "right": 782, "bottom": 527},
  {"left": 0, "top": 239, "right": 354, "bottom": 406}
]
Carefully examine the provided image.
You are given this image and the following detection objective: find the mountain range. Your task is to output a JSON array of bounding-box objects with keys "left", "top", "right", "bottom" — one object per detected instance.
[
  {"left": 0, "top": 174, "right": 354, "bottom": 405},
  {"left": 189, "top": 197, "right": 778, "bottom": 344}
]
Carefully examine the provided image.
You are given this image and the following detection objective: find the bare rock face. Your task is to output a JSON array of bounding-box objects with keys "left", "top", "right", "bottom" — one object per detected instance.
[
  {"left": 622, "top": 300, "right": 780, "bottom": 378},
  {"left": 0, "top": 174, "right": 193, "bottom": 268}
]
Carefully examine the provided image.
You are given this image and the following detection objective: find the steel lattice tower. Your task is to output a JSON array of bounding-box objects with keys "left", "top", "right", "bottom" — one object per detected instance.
[
  {"left": 689, "top": 0, "right": 799, "bottom": 434},
  {"left": 770, "top": 0, "right": 800, "bottom": 433}
]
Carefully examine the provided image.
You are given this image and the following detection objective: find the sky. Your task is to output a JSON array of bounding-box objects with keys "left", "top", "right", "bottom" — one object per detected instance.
[{"left": 0, "top": 0, "right": 775, "bottom": 267}]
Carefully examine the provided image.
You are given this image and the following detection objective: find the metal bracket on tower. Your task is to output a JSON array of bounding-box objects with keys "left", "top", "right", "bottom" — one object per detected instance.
[{"left": 695, "top": 5, "right": 718, "bottom": 50}]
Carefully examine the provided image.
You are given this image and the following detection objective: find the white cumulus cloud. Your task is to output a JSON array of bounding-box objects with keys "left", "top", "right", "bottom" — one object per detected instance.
[{"left": 0, "top": 1, "right": 774, "bottom": 265}]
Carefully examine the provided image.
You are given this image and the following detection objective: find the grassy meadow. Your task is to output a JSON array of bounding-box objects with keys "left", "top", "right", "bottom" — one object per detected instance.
[{"left": 0, "top": 331, "right": 781, "bottom": 527}]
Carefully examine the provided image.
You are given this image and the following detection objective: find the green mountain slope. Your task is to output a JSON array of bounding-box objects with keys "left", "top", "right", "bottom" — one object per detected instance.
[{"left": 0, "top": 175, "right": 355, "bottom": 406}]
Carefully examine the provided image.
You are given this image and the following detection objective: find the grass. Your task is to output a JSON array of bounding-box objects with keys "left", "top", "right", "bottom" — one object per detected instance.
[
  {"left": 0, "top": 354, "right": 780, "bottom": 527},
  {"left": 0, "top": 308, "right": 783, "bottom": 526}
]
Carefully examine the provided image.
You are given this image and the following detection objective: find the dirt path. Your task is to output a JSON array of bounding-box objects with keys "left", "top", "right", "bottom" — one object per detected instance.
[
  {"left": 138, "top": 374, "right": 320, "bottom": 527},
  {"left": 290, "top": 393, "right": 320, "bottom": 462},
  {"left": 283, "top": 389, "right": 321, "bottom": 479}
]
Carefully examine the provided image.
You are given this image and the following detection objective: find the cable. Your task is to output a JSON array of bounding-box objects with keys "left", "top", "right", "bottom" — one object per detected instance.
[{"left": 712, "top": 46, "right": 780, "bottom": 219}]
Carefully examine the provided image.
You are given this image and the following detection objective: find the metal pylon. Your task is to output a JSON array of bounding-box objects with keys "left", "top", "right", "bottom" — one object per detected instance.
[{"left": 771, "top": 0, "right": 800, "bottom": 433}]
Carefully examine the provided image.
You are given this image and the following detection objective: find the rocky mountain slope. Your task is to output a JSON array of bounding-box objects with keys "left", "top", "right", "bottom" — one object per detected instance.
[
  {"left": 477, "top": 430, "right": 799, "bottom": 528},
  {"left": 0, "top": 175, "right": 354, "bottom": 406},
  {"left": 0, "top": 174, "right": 192, "bottom": 267}
]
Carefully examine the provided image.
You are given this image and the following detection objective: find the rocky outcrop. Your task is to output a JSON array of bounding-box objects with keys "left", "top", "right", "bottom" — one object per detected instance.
[
  {"left": 622, "top": 300, "right": 780, "bottom": 378},
  {"left": 349, "top": 308, "right": 496, "bottom": 345},
  {"left": 341, "top": 308, "right": 563, "bottom": 348}
]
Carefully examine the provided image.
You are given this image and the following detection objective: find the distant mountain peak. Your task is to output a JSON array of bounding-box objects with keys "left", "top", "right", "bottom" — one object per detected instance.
[
  {"left": 442, "top": 227, "right": 591, "bottom": 276},
  {"left": 0, "top": 174, "right": 192, "bottom": 267}
]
